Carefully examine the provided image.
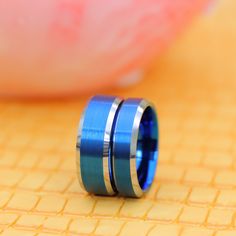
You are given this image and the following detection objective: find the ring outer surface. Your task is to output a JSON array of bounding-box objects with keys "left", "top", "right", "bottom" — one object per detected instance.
[
  {"left": 113, "top": 98, "right": 158, "bottom": 198},
  {"left": 76, "top": 95, "right": 122, "bottom": 195}
]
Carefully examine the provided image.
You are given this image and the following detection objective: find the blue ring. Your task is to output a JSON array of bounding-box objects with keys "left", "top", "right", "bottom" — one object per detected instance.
[
  {"left": 76, "top": 95, "right": 122, "bottom": 195},
  {"left": 76, "top": 96, "right": 159, "bottom": 198},
  {"left": 113, "top": 99, "right": 158, "bottom": 197}
]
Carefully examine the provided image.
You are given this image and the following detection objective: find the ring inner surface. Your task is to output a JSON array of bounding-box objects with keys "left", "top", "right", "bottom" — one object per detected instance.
[{"left": 136, "top": 106, "right": 158, "bottom": 191}]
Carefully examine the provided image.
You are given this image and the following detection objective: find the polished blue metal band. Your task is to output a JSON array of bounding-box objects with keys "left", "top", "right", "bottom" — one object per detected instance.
[
  {"left": 113, "top": 99, "right": 158, "bottom": 197},
  {"left": 76, "top": 95, "right": 158, "bottom": 198},
  {"left": 76, "top": 95, "right": 122, "bottom": 195}
]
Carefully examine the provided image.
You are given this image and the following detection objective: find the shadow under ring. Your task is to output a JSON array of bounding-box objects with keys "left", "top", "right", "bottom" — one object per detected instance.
[{"left": 113, "top": 99, "right": 158, "bottom": 197}]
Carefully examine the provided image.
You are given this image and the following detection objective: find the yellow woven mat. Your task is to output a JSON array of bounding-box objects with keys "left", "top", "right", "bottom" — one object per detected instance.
[{"left": 1, "top": 0, "right": 236, "bottom": 235}]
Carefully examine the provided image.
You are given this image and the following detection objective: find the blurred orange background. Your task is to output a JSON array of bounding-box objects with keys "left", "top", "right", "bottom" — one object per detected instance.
[{"left": 1, "top": 0, "right": 236, "bottom": 235}]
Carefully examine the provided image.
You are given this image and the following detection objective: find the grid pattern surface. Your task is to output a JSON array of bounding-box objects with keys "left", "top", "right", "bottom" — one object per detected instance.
[{"left": 1, "top": 0, "right": 236, "bottom": 235}]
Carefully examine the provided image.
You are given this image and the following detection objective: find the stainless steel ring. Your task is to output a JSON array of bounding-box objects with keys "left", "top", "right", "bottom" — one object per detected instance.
[
  {"left": 76, "top": 95, "right": 159, "bottom": 198},
  {"left": 76, "top": 95, "right": 122, "bottom": 195},
  {"left": 113, "top": 99, "right": 158, "bottom": 197}
]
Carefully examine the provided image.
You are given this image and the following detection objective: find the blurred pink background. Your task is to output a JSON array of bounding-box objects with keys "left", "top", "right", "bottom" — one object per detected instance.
[{"left": 0, "top": 0, "right": 209, "bottom": 98}]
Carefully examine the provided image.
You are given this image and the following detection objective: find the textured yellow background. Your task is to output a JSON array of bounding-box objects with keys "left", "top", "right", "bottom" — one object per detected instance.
[{"left": 1, "top": 0, "right": 236, "bottom": 235}]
